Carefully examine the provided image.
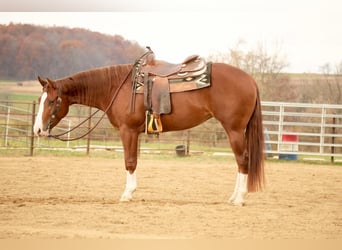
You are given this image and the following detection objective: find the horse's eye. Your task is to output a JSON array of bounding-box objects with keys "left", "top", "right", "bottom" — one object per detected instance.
[{"left": 48, "top": 100, "right": 55, "bottom": 106}]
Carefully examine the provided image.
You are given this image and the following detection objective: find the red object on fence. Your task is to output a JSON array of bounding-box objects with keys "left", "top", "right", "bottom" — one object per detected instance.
[
  {"left": 282, "top": 134, "right": 299, "bottom": 143},
  {"left": 279, "top": 133, "right": 299, "bottom": 160}
]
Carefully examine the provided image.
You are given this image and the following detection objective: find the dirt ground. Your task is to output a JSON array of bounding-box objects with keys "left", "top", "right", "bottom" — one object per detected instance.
[{"left": 0, "top": 155, "right": 341, "bottom": 239}]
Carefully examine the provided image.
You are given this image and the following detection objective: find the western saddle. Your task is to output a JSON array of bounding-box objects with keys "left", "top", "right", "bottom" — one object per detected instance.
[{"left": 131, "top": 47, "right": 210, "bottom": 134}]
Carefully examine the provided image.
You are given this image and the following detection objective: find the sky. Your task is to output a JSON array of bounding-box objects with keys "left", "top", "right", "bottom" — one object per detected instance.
[{"left": 1, "top": 0, "right": 341, "bottom": 73}]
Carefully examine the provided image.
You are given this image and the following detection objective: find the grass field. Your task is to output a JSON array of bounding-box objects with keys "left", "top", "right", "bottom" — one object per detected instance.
[{"left": 0, "top": 80, "right": 40, "bottom": 102}]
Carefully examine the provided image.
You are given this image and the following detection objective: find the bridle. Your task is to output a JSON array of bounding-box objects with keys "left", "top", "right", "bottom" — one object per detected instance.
[
  {"left": 46, "top": 66, "right": 133, "bottom": 142},
  {"left": 46, "top": 86, "right": 62, "bottom": 132}
]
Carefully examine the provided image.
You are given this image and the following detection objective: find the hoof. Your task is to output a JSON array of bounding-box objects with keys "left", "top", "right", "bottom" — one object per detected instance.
[
  {"left": 228, "top": 196, "right": 236, "bottom": 203},
  {"left": 229, "top": 196, "right": 245, "bottom": 206},
  {"left": 230, "top": 200, "right": 245, "bottom": 206},
  {"left": 120, "top": 196, "right": 132, "bottom": 202},
  {"left": 229, "top": 191, "right": 247, "bottom": 206},
  {"left": 120, "top": 188, "right": 135, "bottom": 202}
]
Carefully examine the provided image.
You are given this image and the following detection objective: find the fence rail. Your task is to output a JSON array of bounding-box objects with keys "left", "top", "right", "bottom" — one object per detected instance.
[
  {"left": 0, "top": 100, "right": 341, "bottom": 162},
  {"left": 261, "top": 102, "right": 342, "bottom": 161}
]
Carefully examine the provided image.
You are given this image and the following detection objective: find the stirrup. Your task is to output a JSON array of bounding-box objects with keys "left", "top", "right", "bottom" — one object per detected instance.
[{"left": 146, "top": 111, "right": 163, "bottom": 134}]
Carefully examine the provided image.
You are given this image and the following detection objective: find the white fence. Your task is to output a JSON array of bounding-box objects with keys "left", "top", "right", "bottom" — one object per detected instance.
[
  {"left": 262, "top": 102, "right": 342, "bottom": 160},
  {"left": 1, "top": 100, "right": 341, "bottom": 161},
  {"left": 0, "top": 102, "right": 35, "bottom": 153}
]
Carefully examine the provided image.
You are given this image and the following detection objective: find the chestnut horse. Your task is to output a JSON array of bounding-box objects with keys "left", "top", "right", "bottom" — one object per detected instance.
[{"left": 33, "top": 58, "right": 264, "bottom": 206}]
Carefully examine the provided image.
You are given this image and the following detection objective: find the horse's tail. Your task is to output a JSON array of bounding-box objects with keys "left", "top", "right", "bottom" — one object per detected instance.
[{"left": 246, "top": 88, "right": 265, "bottom": 192}]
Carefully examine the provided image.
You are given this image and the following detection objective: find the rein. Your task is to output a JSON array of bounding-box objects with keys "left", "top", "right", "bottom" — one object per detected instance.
[{"left": 48, "top": 67, "right": 133, "bottom": 142}]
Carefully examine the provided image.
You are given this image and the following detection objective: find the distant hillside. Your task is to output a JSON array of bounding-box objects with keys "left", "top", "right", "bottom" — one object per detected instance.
[{"left": 0, "top": 23, "right": 145, "bottom": 80}]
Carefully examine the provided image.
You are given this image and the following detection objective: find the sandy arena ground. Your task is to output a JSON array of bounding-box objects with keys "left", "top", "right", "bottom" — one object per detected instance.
[{"left": 0, "top": 155, "right": 341, "bottom": 239}]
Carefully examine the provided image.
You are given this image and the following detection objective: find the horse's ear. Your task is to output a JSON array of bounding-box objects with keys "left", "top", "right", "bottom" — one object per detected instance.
[
  {"left": 37, "top": 76, "right": 48, "bottom": 87},
  {"left": 46, "top": 77, "right": 57, "bottom": 89}
]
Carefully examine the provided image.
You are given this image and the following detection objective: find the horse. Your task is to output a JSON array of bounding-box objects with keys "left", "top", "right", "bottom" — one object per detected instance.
[{"left": 33, "top": 52, "right": 265, "bottom": 206}]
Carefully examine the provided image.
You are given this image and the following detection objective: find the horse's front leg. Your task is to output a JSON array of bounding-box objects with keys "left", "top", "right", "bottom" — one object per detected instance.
[
  {"left": 120, "top": 170, "right": 137, "bottom": 202},
  {"left": 119, "top": 127, "right": 139, "bottom": 202}
]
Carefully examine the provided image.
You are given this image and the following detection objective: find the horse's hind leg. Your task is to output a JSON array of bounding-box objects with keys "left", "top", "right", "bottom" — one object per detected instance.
[
  {"left": 119, "top": 128, "right": 139, "bottom": 201},
  {"left": 226, "top": 129, "right": 249, "bottom": 206}
]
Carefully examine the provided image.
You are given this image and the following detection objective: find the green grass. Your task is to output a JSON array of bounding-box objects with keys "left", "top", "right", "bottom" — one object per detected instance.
[{"left": 8, "top": 93, "right": 39, "bottom": 102}]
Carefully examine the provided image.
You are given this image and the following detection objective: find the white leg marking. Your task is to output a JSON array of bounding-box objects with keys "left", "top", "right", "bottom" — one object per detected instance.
[
  {"left": 33, "top": 92, "right": 48, "bottom": 136},
  {"left": 229, "top": 173, "right": 248, "bottom": 206},
  {"left": 229, "top": 173, "right": 240, "bottom": 203},
  {"left": 120, "top": 171, "right": 137, "bottom": 201}
]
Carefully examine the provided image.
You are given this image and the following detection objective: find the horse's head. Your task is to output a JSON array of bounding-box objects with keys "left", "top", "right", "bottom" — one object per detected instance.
[{"left": 33, "top": 76, "right": 69, "bottom": 136}]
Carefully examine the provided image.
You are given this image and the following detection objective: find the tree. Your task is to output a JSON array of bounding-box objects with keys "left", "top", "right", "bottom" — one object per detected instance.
[
  {"left": 0, "top": 24, "right": 145, "bottom": 80},
  {"left": 207, "top": 40, "right": 290, "bottom": 101},
  {"left": 0, "top": 33, "right": 18, "bottom": 78},
  {"left": 319, "top": 62, "right": 342, "bottom": 105}
]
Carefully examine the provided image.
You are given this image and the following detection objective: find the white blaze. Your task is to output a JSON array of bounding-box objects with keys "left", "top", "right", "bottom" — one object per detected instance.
[{"left": 33, "top": 92, "right": 47, "bottom": 136}]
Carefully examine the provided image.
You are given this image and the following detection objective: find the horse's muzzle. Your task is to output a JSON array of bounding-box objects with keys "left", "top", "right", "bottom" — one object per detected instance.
[{"left": 35, "top": 128, "right": 50, "bottom": 137}]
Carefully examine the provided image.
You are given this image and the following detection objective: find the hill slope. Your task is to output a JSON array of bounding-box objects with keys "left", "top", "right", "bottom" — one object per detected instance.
[{"left": 0, "top": 23, "right": 145, "bottom": 80}]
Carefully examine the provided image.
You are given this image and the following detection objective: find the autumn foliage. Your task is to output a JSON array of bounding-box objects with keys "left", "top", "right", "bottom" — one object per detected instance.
[{"left": 0, "top": 23, "right": 145, "bottom": 80}]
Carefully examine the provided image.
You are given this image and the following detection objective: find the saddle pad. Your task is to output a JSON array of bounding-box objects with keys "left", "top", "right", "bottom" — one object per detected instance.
[{"left": 136, "top": 62, "right": 211, "bottom": 94}]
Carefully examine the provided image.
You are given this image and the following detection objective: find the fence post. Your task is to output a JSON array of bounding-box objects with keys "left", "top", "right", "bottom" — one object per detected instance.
[
  {"left": 4, "top": 106, "right": 10, "bottom": 146},
  {"left": 29, "top": 101, "right": 36, "bottom": 156},
  {"left": 320, "top": 105, "right": 326, "bottom": 154},
  {"left": 186, "top": 130, "right": 190, "bottom": 155},
  {"left": 86, "top": 106, "right": 92, "bottom": 155},
  {"left": 331, "top": 117, "right": 336, "bottom": 163},
  {"left": 277, "top": 104, "right": 284, "bottom": 154}
]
